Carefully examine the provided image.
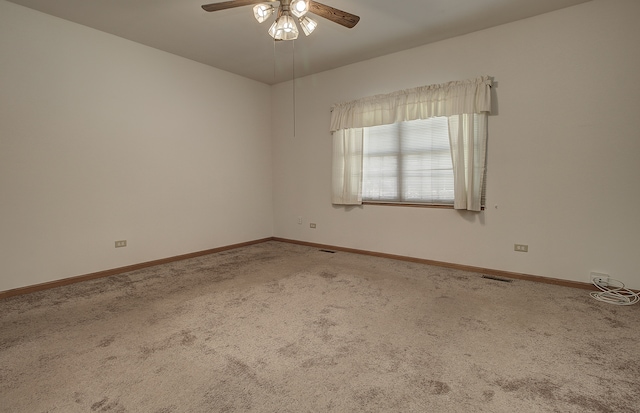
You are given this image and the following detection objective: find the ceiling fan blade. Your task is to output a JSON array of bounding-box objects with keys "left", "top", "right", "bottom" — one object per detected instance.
[
  {"left": 202, "top": 0, "right": 275, "bottom": 13},
  {"left": 309, "top": 1, "right": 360, "bottom": 29}
]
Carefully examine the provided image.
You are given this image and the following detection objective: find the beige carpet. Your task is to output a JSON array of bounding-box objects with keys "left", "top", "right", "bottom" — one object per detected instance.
[{"left": 1, "top": 241, "right": 639, "bottom": 412}]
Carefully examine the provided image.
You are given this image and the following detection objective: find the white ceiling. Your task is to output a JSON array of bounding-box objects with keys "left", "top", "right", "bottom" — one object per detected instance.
[{"left": 7, "top": 0, "right": 591, "bottom": 84}]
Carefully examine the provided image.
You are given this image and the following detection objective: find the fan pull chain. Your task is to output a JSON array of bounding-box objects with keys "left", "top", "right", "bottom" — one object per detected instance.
[
  {"left": 271, "top": 37, "right": 297, "bottom": 138},
  {"left": 292, "top": 39, "right": 296, "bottom": 138},
  {"left": 272, "top": 38, "right": 277, "bottom": 84}
]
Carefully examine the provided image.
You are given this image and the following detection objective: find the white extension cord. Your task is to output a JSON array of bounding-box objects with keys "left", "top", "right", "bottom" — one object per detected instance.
[{"left": 590, "top": 278, "right": 640, "bottom": 306}]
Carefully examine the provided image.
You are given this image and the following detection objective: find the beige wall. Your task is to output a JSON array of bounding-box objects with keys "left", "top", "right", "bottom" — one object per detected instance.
[
  {"left": 0, "top": 2, "right": 274, "bottom": 291},
  {"left": 272, "top": 0, "right": 640, "bottom": 289},
  {"left": 2, "top": 0, "right": 639, "bottom": 294}
]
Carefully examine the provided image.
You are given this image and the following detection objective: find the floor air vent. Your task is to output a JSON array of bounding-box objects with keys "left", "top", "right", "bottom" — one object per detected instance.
[
  {"left": 319, "top": 250, "right": 336, "bottom": 254},
  {"left": 482, "top": 275, "right": 513, "bottom": 283}
]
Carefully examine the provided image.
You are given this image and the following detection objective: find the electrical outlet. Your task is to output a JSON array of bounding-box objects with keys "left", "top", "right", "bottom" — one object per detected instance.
[
  {"left": 590, "top": 272, "right": 609, "bottom": 286},
  {"left": 115, "top": 240, "right": 127, "bottom": 248},
  {"left": 514, "top": 244, "right": 528, "bottom": 252},
  {"left": 310, "top": 223, "right": 316, "bottom": 229},
  {"left": 297, "top": 217, "right": 302, "bottom": 225}
]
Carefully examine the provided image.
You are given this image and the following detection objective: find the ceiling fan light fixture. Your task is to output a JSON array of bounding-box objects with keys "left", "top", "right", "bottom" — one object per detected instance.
[
  {"left": 271, "top": 14, "right": 299, "bottom": 40},
  {"left": 299, "top": 16, "right": 317, "bottom": 36},
  {"left": 290, "top": 0, "right": 310, "bottom": 18},
  {"left": 253, "top": 3, "right": 274, "bottom": 23}
]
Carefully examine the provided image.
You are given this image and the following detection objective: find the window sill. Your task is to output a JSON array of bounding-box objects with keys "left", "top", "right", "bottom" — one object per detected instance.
[
  {"left": 362, "top": 202, "right": 454, "bottom": 209},
  {"left": 362, "top": 202, "right": 485, "bottom": 211}
]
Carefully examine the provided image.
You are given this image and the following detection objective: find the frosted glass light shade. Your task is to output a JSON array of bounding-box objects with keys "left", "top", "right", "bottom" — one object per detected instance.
[
  {"left": 299, "top": 16, "right": 317, "bottom": 36},
  {"left": 271, "top": 14, "right": 299, "bottom": 40},
  {"left": 253, "top": 4, "right": 274, "bottom": 23},
  {"left": 268, "top": 21, "right": 278, "bottom": 38},
  {"left": 290, "top": 0, "right": 310, "bottom": 18}
]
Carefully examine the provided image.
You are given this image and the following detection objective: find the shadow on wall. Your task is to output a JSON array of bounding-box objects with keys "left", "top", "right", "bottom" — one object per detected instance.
[
  {"left": 490, "top": 80, "right": 500, "bottom": 116},
  {"left": 457, "top": 209, "right": 486, "bottom": 225},
  {"left": 333, "top": 205, "right": 365, "bottom": 212}
]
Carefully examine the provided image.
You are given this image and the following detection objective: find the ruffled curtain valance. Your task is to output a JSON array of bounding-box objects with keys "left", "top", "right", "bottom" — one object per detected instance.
[{"left": 330, "top": 76, "right": 492, "bottom": 132}]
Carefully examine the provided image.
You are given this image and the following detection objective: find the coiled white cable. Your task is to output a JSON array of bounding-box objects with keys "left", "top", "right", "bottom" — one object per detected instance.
[{"left": 590, "top": 278, "right": 639, "bottom": 306}]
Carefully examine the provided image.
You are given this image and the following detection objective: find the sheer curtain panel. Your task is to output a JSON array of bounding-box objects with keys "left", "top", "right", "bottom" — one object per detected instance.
[
  {"left": 330, "top": 76, "right": 492, "bottom": 210},
  {"left": 448, "top": 113, "right": 487, "bottom": 211},
  {"left": 331, "top": 128, "right": 364, "bottom": 205}
]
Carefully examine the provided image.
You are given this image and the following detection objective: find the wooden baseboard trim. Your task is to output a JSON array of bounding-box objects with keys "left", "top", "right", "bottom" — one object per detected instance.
[
  {"left": 0, "top": 238, "right": 273, "bottom": 300},
  {"left": 272, "top": 237, "right": 599, "bottom": 291},
  {"left": 1, "top": 236, "right": 603, "bottom": 300}
]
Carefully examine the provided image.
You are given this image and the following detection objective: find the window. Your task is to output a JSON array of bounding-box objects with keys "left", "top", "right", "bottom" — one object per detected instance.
[
  {"left": 362, "top": 117, "right": 454, "bottom": 205},
  {"left": 330, "top": 76, "right": 492, "bottom": 211}
]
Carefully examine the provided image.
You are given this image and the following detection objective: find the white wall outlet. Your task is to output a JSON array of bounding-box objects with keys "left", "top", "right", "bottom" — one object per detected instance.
[
  {"left": 115, "top": 240, "right": 127, "bottom": 248},
  {"left": 297, "top": 217, "right": 302, "bottom": 225},
  {"left": 310, "top": 223, "right": 317, "bottom": 228},
  {"left": 514, "top": 244, "right": 528, "bottom": 252},
  {"left": 590, "top": 272, "right": 609, "bottom": 286}
]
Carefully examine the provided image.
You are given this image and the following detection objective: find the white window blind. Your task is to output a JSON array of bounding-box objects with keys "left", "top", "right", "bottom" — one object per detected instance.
[{"left": 362, "top": 117, "right": 454, "bottom": 204}]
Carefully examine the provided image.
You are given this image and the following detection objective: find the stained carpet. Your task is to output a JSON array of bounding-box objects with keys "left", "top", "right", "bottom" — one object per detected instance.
[{"left": 1, "top": 241, "right": 639, "bottom": 412}]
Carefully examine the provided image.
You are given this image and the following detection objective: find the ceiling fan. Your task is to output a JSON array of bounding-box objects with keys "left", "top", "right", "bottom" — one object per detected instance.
[{"left": 201, "top": 0, "right": 360, "bottom": 41}]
